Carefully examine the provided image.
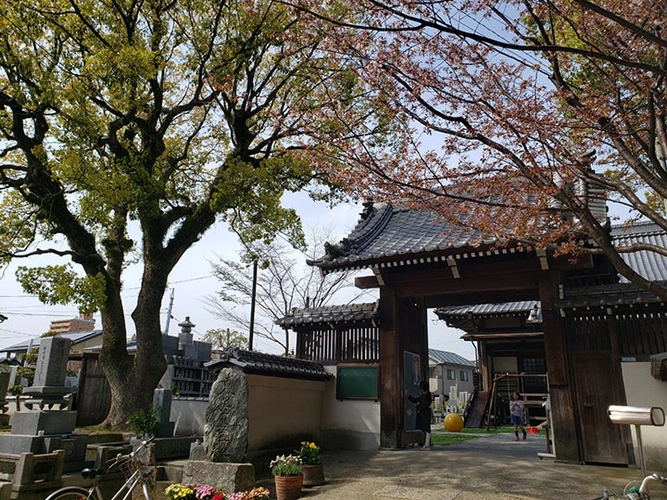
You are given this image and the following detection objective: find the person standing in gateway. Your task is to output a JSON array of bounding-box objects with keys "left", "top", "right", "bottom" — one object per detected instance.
[
  {"left": 408, "top": 381, "right": 433, "bottom": 450},
  {"left": 510, "top": 392, "right": 527, "bottom": 441}
]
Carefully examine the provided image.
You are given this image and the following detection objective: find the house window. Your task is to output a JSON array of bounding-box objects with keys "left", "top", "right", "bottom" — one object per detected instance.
[
  {"left": 447, "top": 369, "right": 456, "bottom": 380},
  {"left": 460, "top": 371, "right": 470, "bottom": 382}
]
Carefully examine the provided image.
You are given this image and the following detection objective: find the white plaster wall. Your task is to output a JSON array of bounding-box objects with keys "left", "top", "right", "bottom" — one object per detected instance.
[
  {"left": 493, "top": 357, "right": 518, "bottom": 374},
  {"left": 621, "top": 361, "right": 667, "bottom": 471},
  {"left": 170, "top": 397, "right": 208, "bottom": 437},
  {"left": 246, "top": 374, "right": 325, "bottom": 451},
  {"left": 319, "top": 366, "right": 380, "bottom": 450}
]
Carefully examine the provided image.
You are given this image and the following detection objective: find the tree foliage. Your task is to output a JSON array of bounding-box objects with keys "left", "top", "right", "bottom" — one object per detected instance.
[
  {"left": 288, "top": 0, "right": 667, "bottom": 300},
  {"left": 203, "top": 328, "right": 248, "bottom": 353},
  {"left": 0, "top": 0, "right": 391, "bottom": 425}
]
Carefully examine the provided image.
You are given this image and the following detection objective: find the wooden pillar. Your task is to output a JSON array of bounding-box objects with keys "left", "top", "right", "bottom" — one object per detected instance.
[
  {"left": 477, "top": 341, "right": 489, "bottom": 391},
  {"left": 539, "top": 270, "right": 581, "bottom": 462},
  {"left": 378, "top": 290, "right": 428, "bottom": 449},
  {"left": 379, "top": 288, "right": 401, "bottom": 449}
]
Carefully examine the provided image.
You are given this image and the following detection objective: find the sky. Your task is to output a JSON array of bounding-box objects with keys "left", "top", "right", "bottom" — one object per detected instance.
[{"left": 0, "top": 192, "right": 476, "bottom": 360}]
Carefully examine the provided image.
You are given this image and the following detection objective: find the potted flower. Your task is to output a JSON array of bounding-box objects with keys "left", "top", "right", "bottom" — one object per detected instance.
[
  {"left": 296, "top": 441, "right": 325, "bottom": 486},
  {"left": 228, "top": 487, "right": 270, "bottom": 500},
  {"left": 270, "top": 454, "right": 303, "bottom": 500},
  {"left": 165, "top": 483, "right": 224, "bottom": 500}
]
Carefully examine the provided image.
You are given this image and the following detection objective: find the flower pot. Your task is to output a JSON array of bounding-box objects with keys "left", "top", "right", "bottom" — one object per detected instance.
[
  {"left": 302, "top": 463, "right": 325, "bottom": 486},
  {"left": 274, "top": 473, "right": 303, "bottom": 500}
]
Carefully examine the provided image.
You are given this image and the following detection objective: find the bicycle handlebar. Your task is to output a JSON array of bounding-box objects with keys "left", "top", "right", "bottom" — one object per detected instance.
[
  {"left": 108, "top": 437, "right": 156, "bottom": 469},
  {"left": 639, "top": 474, "right": 667, "bottom": 494}
]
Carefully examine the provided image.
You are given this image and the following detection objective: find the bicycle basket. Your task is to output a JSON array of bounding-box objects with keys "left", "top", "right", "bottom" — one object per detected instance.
[{"left": 117, "top": 445, "right": 157, "bottom": 493}]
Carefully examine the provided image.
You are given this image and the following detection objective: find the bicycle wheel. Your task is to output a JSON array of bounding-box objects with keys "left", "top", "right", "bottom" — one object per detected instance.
[{"left": 44, "top": 485, "right": 99, "bottom": 500}]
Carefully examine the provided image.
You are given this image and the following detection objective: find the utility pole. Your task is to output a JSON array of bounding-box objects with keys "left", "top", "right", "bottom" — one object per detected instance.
[
  {"left": 248, "top": 260, "right": 258, "bottom": 351},
  {"left": 163, "top": 288, "right": 175, "bottom": 335}
]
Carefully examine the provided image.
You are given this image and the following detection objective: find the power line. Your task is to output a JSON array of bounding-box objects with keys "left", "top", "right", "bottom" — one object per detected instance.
[
  {"left": 1, "top": 312, "right": 77, "bottom": 318},
  {"left": 0, "top": 327, "right": 36, "bottom": 338}
]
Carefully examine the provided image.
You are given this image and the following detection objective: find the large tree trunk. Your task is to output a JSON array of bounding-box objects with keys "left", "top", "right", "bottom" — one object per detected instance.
[{"left": 98, "top": 273, "right": 168, "bottom": 428}]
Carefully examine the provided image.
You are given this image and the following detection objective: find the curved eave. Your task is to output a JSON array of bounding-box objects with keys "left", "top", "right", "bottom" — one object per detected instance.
[
  {"left": 316, "top": 243, "right": 538, "bottom": 275},
  {"left": 461, "top": 331, "right": 544, "bottom": 340}
]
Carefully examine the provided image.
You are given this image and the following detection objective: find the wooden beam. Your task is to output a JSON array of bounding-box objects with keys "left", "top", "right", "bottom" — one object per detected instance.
[
  {"left": 446, "top": 255, "right": 460, "bottom": 279},
  {"left": 536, "top": 248, "right": 549, "bottom": 270},
  {"left": 355, "top": 275, "right": 380, "bottom": 289},
  {"left": 392, "top": 272, "right": 540, "bottom": 299}
]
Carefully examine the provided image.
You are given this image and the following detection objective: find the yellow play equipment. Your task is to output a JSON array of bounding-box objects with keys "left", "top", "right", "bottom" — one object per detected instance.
[{"left": 444, "top": 413, "right": 464, "bottom": 432}]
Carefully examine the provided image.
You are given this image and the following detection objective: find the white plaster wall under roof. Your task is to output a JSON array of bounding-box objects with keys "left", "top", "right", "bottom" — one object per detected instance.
[
  {"left": 620, "top": 361, "right": 667, "bottom": 470},
  {"left": 319, "top": 366, "right": 380, "bottom": 450}
]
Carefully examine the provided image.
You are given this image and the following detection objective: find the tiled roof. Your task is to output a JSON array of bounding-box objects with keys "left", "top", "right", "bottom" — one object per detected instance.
[
  {"left": 275, "top": 302, "right": 379, "bottom": 327},
  {"left": 553, "top": 222, "right": 667, "bottom": 309},
  {"left": 310, "top": 202, "right": 511, "bottom": 274},
  {"left": 428, "top": 348, "right": 475, "bottom": 367},
  {"left": 313, "top": 204, "right": 667, "bottom": 282},
  {"left": 205, "top": 347, "right": 332, "bottom": 381},
  {"left": 611, "top": 222, "right": 667, "bottom": 282},
  {"left": 555, "top": 281, "right": 667, "bottom": 309},
  {"left": 436, "top": 301, "right": 539, "bottom": 318},
  {"left": 0, "top": 329, "right": 103, "bottom": 354}
]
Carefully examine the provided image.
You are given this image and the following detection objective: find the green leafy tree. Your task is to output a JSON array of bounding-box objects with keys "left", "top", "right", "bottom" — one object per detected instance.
[
  {"left": 203, "top": 328, "right": 248, "bottom": 354},
  {"left": 0, "top": 0, "right": 391, "bottom": 426}
]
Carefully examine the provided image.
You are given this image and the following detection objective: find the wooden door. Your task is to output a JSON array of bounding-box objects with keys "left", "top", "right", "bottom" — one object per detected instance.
[
  {"left": 76, "top": 354, "right": 112, "bottom": 426},
  {"left": 572, "top": 353, "right": 628, "bottom": 465}
]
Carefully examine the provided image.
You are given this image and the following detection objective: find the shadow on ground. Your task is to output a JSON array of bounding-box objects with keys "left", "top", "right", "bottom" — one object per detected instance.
[{"left": 256, "top": 432, "right": 667, "bottom": 500}]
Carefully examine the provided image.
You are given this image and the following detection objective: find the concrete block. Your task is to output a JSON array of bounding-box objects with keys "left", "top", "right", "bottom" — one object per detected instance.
[
  {"left": 182, "top": 460, "right": 255, "bottom": 493},
  {"left": 189, "top": 440, "right": 206, "bottom": 461},
  {"left": 0, "top": 435, "right": 44, "bottom": 455},
  {"left": 152, "top": 436, "right": 198, "bottom": 460},
  {"left": 10, "top": 411, "right": 77, "bottom": 435},
  {"left": 43, "top": 434, "right": 89, "bottom": 472}
]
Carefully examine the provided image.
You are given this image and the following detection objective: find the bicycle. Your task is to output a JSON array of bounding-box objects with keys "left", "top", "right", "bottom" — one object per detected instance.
[
  {"left": 45, "top": 437, "right": 157, "bottom": 500},
  {"left": 596, "top": 473, "right": 667, "bottom": 499}
]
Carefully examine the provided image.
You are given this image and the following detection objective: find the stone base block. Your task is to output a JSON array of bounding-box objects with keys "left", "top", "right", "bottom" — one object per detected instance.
[
  {"left": 157, "top": 422, "right": 175, "bottom": 438},
  {"left": 151, "top": 436, "right": 198, "bottom": 460},
  {"left": 0, "top": 432, "right": 89, "bottom": 473},
  {"left": 182, "top": 461, "right": 255, "bottom": 494},
  {"left": 0, "top": 435, "right": 44, "bottom": 455},
  {"left": 22, "top": 386, "right": 71, "bottom": 410},
  {"left": 43, "top": 434, "right": 89, "bottom": 472},
  {"left": 11, "top": 411, "right": 77, "bottom": 435}
]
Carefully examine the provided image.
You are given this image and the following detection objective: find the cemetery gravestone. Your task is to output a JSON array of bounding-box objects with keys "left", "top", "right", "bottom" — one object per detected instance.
[
  {"left": 0, "top": 337, "right": 90, "bottom": 473},
  {"left": 0, "top": 371, "right": 10, "bottom": 427}
]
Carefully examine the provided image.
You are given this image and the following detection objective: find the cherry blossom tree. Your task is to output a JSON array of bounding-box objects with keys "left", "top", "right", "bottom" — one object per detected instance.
[{"left": 288, "top": 0, "right": 667, "bottom": 300}]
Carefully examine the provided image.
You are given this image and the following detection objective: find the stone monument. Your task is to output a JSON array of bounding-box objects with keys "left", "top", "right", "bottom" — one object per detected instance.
[
  {"left": 153, "top": 388, "right": 175, "bottom": 438},
  {"left": 0, "top": 337, "right": 89, "bottom": 472},
  {"left": 0, "top": 371, "right": 11, "bottom": 427}
]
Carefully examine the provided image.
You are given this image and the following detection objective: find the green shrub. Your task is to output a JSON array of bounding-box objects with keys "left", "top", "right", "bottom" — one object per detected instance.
[
  {"left": 16, "top": 367, "right": 34, "bottom": 385},
  {"left": 128, "top": 407, "right": 161, "bottom": 438},
  {"left": 8, "top": 385, "right": 23, "bottom": 396}
]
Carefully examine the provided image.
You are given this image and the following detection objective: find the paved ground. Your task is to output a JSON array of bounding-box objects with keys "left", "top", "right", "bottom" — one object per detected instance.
[{"left": 255, "top": 431, "right": 667, "bottom": 500}]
